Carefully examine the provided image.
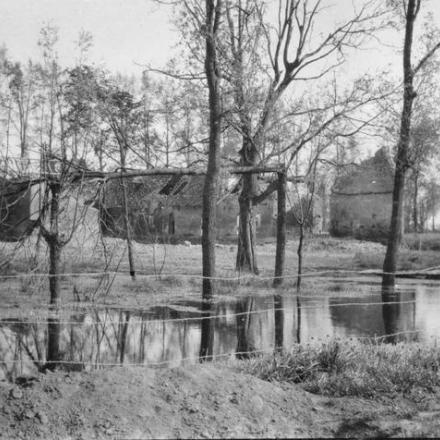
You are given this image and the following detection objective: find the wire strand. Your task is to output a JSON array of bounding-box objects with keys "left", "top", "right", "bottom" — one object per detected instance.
[
  {"left": 0, "top": 300, "right": 418, "bottom": 326},
  {"left": 0, "top": 331, "right": 432, "bottom": 368},
  {"left": 1, "top": 266, "right": 440, "bottom": 280}
]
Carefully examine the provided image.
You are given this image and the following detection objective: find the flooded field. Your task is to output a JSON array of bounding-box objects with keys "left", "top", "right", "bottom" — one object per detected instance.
[{"left": 1, "top": 276, "right": 440, "bottom": 381}]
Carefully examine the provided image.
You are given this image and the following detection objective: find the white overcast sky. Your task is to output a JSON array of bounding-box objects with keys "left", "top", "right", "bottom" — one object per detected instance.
[
  {"left": 0, "top": 0, "right": 439, "bottom": 77},
  {"left": 0, "top": 0, "right": 178, "bottom": 74}
]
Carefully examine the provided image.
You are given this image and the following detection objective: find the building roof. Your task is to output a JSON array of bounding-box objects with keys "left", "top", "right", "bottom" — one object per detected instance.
[
  {"left": 332, "top": 147, "right": 394, "bottom": 195},
  {"left": 102, "top": 174, "right": 208, "bottom": 210}
]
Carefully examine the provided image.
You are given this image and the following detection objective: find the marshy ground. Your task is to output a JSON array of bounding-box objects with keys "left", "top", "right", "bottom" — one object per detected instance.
[{"left": 1, "top": 234, "right": 440, "bottom": 438}]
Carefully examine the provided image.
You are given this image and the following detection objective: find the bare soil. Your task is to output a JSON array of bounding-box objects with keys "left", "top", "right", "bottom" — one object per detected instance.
[{"left": 2, "top": 363, "right": 440, "bottom": 439}]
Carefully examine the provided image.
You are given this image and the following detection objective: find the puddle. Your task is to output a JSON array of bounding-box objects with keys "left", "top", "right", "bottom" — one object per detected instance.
[{"left": 1, "top": 277, "right": 440, "bottom": 380}]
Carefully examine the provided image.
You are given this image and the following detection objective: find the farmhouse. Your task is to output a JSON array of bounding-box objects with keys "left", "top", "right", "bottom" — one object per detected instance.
[
  {"left": 1, "top": 169, "right": 310, "bottom": 244},
  {"left": 98, "top": 173, "right": 295, "bottom": 243},
  {"left": 329, "top": 147, "right": 394, "bottom": 241},
  {"left": 0, "top": 175, "right": 98, "bottom": 243},
  {"left": 98, "top": 174, "right": 238, "bottom": 242}
]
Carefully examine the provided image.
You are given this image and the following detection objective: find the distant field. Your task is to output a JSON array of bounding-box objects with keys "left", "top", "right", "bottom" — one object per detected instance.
[
  {"left": 0, "top": 234, "right": 439, "bottom": 309},
  {"left": 1, "top": 233, "right": 438, "bottom": 278},
  {"left": 402, "top": 232, "right": 440, "bottom": 251}
]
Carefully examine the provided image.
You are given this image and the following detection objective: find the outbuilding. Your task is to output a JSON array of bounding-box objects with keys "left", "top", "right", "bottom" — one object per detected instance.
[{"left": 329, "top": 147, "right": 394, "bottom": 241}]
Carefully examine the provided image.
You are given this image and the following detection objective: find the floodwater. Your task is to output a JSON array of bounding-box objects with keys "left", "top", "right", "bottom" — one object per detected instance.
[{"left": 1, "top": 276, "right": 440, "bottom": 380}]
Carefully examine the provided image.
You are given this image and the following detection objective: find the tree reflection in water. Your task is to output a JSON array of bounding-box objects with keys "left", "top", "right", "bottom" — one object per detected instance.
[
  {"left": 199, "top": 301, "right": 214, "bottom": 361},
  {"left": 382, "top": 286, "right": 400, "bottom": 344},
  {"left": 46, "top": 317, "right": 61, "bottom": 371},
  {"left": 117, "top": 311, "right": 131, "bottom": 364},
  {"left": 235, "top": 297, "right": 255, "bottom": 359},
  {"left": 274, "top": 295, "right": 284, "bottom": 352}
]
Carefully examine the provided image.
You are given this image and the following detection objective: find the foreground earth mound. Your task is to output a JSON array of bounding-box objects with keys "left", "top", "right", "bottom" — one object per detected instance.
[{"left": 1, "top": 364, "right": 440, "bottom": 439}]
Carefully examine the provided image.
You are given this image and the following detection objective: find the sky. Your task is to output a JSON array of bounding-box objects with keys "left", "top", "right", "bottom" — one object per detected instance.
[
  {"left": 0, "top": 0, "right": 439, "bottom": 78},
  {"left": 0, "top": 0, "right": 179, "bottom": 74}
]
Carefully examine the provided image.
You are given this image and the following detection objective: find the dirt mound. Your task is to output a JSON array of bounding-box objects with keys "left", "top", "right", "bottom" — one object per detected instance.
[
  {"left": 1, "top": 364, "right": 439, "bottom": 439},
  {"left": 0, "top": 365, "right": 315, "bottom": 439}
]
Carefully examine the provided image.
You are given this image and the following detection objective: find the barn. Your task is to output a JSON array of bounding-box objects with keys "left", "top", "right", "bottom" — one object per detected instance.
[
  {"left": 97, "top": 173, "right": 290, "bottom": 243},
  {"left": 329, "top": 147, "right": 394, "bottom": 241},
  {"left": 98, "top": 174, "right": 239, "bottom": 242}
]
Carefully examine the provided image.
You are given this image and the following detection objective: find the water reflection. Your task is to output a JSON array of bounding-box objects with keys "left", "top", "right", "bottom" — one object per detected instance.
[
  {"left": 199, "top": 301, "right": 214, "bottom": 361},
  {"left": 296, "top": 296, "right": 301, "bottom": 344},
  {"left": 46, "top": 318, "right": 61, "bottom": 370},
  {"left": 274, "top": 295, "right": 284, "bottom": 352},
  {"left": 236, "top": 297, "right": 255, "bottom": 359},
  {"left": 1, "top": 278, "right": 440, "bottom": 380},
  {"left": 382, "top": 288, "right": 400, "bottom": 344}
]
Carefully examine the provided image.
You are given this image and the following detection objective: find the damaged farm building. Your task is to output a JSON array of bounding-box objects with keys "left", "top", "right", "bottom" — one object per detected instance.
[
  {"left": 330, "top": 147, "right": 394, "bottom": 241},
  {"left": 0, "top": 178, "right": 38, "bottom": 241},
  {"left": 97, "top": 173, "right": 299, "bottom": 243}
]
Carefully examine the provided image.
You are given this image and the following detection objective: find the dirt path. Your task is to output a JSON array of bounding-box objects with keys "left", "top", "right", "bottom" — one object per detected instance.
[{"left": 1, "top": 364, "right": 440, "bottom": 439}]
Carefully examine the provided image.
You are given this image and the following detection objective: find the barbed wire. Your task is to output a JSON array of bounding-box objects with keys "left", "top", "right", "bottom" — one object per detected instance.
[
  {"left": 0, "top": 290, "right": 404, "bottom": 316},
  {"left": 1, "top": 265, "right": 440, "bottom": 280},
  {"left": 0, "top": 300, "right": 419, "bottom": 326}
]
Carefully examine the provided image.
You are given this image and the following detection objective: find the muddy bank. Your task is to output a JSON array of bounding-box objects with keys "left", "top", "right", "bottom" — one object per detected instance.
[{"left": 1, "top": 363, "right": 440, "bottom": 439}]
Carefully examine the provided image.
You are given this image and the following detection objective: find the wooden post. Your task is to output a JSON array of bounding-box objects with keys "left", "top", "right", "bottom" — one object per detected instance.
[{"left": 273, "top": 171, "right": 287, "bottom": 287}]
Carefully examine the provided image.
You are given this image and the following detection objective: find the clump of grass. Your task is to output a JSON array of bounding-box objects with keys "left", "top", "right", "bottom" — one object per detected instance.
[
  {"left": 353, "top": 248, "right": 440, "bottom": 272},
  {"left": 158, "top": 275, "right": 186, "bottom": 287},
  {"left": 242, "top": 340, "right": 440, "bottom": 400},
  {"left": 403, "top": 233, "right": 440, "bottom": 252},
  {"left": 353, "top": 251, "right": 383, "bottom": 269}
]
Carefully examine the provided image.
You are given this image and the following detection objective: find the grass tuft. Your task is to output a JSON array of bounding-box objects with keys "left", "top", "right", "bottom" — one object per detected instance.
[{"left": 241, "top": 340, "right": 440, "bottom": 400}]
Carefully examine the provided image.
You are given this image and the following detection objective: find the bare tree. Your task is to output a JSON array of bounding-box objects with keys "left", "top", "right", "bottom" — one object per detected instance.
[
  {"left": 96, "top": 84, "right": 141, "bottom": 280},
  {"left": 383, "top": 0, "right": 440, "bottom": 288},
  {"left": 223, "top": 0, "right": 385, "bottom": 273},
  {"left": 201, "top": 0, "right": 223, "bottom": 299}
]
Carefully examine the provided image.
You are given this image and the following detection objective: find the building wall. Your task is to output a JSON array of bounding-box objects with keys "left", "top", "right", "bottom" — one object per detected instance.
[
  {"left": 329, "top": 148, "right": 394, "bottom": 241},
  {"left": 255, "top": 198, "right": 276, "bottom": 239},
  {"left": 100, "top": 194, "right": 281, "bottom": 243},
  {"left": 0, "top": 182, "right": 34, "bottom": 241},
  {"left": 330, "top": 192, "right": 392, "bottom": 240}
]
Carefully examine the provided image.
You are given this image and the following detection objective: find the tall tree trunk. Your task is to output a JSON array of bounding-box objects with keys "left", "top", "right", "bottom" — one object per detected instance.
[
  {"left": 144, "top": 108, "right": 151, "bottom": 168},
  {"left": 201, "top": 0, "right": 222, "bottom": 300},
  {"left": 412, "top": 171, "right": 419, "bottom": 232},
  {"left": 48, "top": 239, "right": 61, "bottom": 305},
  {"left": 273, "top": 172, "right": 286, "bottom": 287},
  {"left": 119, "top": 145, "right": 136, "bottom": 280},
  {"left": 48, "top": 182, "right": 62, "bottom": 305},
  {"left": 383, "top": 0, "right": 418, "bottom": 288},
  {"left": 296, "top": 222, "right": 305, "bottom": 291},
  {"left": 236, "top": 141, "right": 259, "bottom": 274},
  {"left": 5, "top": 99, "right": 11, "bottom": 175}
]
